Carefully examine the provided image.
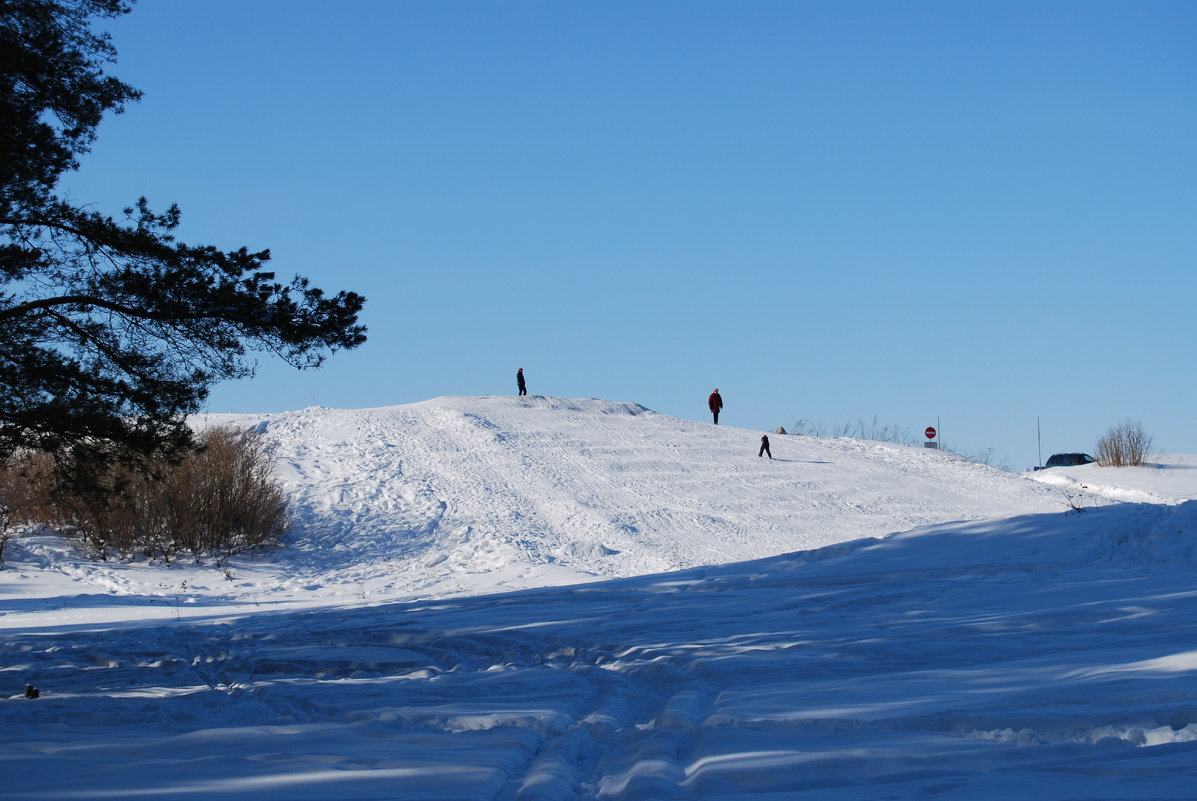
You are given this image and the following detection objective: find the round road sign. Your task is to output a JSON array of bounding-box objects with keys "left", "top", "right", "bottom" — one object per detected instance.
[{"left": 925, "top": 427, "right": 937, "bottom": 439}]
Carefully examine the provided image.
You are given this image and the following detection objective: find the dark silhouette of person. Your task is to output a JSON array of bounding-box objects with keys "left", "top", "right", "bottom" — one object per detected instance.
[
  {"left": 517, "top": 367, "right": 527, "bottom": 396},
  {"left": 708, "top": 388, "right": 723, "bottom": 424},
  {"left": 759, "top": 433, "right": 772, "bottom": 459}
]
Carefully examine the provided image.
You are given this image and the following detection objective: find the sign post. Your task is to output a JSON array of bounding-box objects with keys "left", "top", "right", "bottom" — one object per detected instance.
[{"left": 924, "top": 426, "right": 938, "bottom": 450}]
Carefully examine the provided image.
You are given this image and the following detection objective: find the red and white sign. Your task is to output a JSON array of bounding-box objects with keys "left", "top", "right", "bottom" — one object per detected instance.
[{"left": 925, "top": 427, "right": 937, "bottom": 440}]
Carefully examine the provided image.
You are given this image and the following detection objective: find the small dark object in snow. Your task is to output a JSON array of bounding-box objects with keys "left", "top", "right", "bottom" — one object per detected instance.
[{"left": 24, "top": 684, "right": 39, "bottom": 699}]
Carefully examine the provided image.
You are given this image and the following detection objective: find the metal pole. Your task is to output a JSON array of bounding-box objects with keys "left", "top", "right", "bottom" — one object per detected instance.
[{"left": 1037, "top": 417, "right": 1042, "bottom": 469}]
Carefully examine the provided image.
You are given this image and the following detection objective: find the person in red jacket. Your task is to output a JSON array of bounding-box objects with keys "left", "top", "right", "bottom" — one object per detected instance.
[{"left": 708, "top": 388, "right": 723, "bottom": 424}]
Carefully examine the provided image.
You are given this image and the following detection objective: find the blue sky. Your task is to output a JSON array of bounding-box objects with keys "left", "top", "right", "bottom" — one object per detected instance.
[{"left": 63, "top": 0, "right": 1195, "bottom": 470}]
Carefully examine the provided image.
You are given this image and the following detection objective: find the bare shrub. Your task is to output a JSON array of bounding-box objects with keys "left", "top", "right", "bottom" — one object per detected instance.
[
  {"left": 0, "top": 427, "right": 287, "bottom": 563},
  {"left": 160, "top": 427, "right": 289, "bottom": 563},
  {"left": 0, "top": 451, "right": 58, "bottom": 565},
  {"left": 1062, "top": 491, "right": 1088, "bottom": 514},
  {"left": 0, "top": 451, "right": 57, "bottom": 525},
  {"left": 0, "top": 503, "right": 8, "bottom": 566},
  {"left": 1095, "top": 419, "right": 1154, "bottom": 467},
  {"left": 789, "top": 416, "right": 914, "bottom": 445},
  {"left": 57, "top": 457, "right": 172, "bottom": 560},
  {"left": 789, "top": 418, "right": 825, "bottom": 437},
  {"left": 955, "top": 447, "right": 1013, "bottom": 472}
]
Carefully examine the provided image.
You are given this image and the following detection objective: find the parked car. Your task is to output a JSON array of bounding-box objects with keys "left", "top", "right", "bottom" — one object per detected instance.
[{"left": 1039, "top": 453, "right": 1096, "bottom": 469}]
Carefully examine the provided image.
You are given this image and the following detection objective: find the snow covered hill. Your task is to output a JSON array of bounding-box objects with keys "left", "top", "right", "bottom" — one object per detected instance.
[
  {"left": 4, "top": 395, "right": 1115, "bottom": 612},
  {"left": 191, "top": 395, "right": 1095, "bottom": 604},
  {"left": 3, "top": 397, "right": 1196, "bottom": 799}
]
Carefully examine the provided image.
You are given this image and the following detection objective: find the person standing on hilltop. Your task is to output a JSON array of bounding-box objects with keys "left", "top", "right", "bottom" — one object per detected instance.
[
  {"left": 708, "top": 388, "right": 723, "bottom": 424},
  {"left": 759, "top": 433, "right": 772, "bottom": 459},
  {"left": 517, "top": 367, "right": 527, "bottom": 396}
]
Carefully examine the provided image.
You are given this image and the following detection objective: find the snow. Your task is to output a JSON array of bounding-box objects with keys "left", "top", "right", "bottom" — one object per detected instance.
[
  {"left": 2, "top": 396, "right": 1195, "bottom": 799},
  {"left": 1028, "top": 453, "right": 1197, "bottom": 505}
]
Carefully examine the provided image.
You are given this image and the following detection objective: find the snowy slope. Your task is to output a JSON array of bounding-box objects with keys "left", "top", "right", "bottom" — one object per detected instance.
[
  {"left": 2, "top": 397, "right": 1195, "bottom": 800},
  {"left": 186, "top": 395, "right": 1097, "bottom": 604},
  {"left": 2, "top": 489, "right": 1196, "bottom": 799},
  {"left": 1, "top": 395, "right": 1116, "bottom": 616}
]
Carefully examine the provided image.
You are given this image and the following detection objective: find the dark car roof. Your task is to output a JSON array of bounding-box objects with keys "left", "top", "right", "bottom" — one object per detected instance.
[{"left": 1046, "top": 452, "right": 1095, "bottom": 464}]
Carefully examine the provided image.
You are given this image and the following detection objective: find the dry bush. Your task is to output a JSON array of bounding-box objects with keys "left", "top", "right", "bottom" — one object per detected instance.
[
  {"left": 159, "top": 427, "right": 289, "bottom": 562},
  {"left": 0, "top": 450, "right": 57, "bottom": 526},
  {"left": 789, "top": 416, "right": 915, "bottom": 445},
  {"left": 0, "top": 427, "right": 287, "bottom": 563},
  {"left": 1095, "top": 419, "right": 1154, "bottom": 467},
  {"left": 56, "top": 460, "right": 166, "bottom": 559},
  {"left": 0, "top": 451, "right": 57, "bottom": 565}
]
